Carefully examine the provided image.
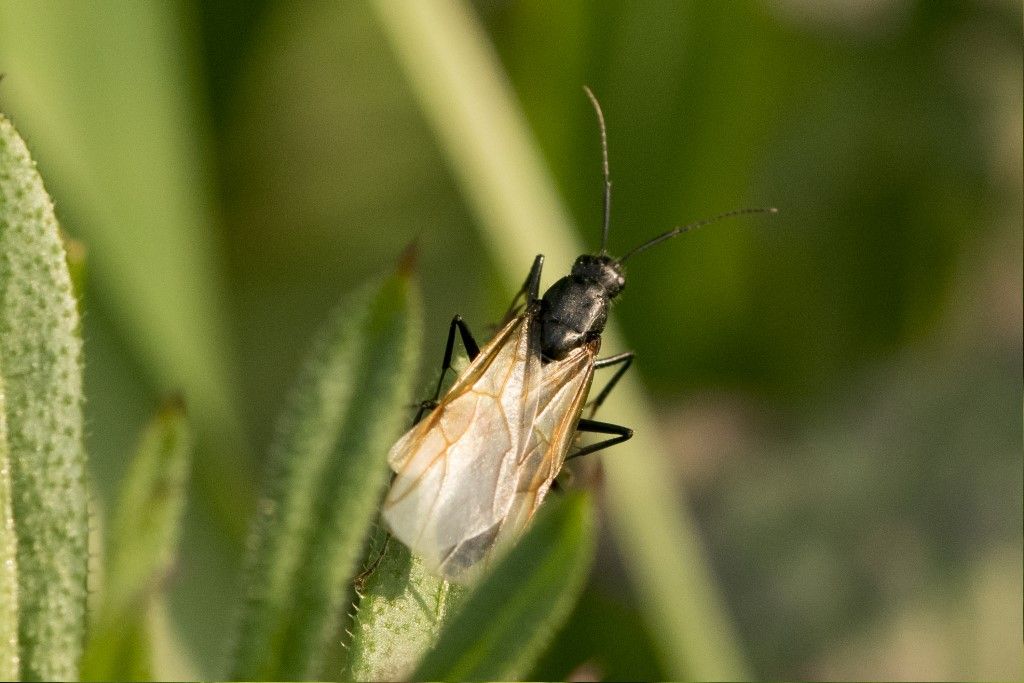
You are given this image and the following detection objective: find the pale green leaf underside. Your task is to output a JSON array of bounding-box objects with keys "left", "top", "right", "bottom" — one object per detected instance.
[{"left": 346, "top": 529, "right": 467, "bottom": 681}]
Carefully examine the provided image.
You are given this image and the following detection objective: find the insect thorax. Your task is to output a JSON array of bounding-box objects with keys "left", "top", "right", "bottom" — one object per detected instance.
[{"left": 538, "top": 255, "right": 623, "bottom": 361}]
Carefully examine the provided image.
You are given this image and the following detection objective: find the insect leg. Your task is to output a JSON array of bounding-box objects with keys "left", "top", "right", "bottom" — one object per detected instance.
[
  {"left": 353, "top": 528, "right": 391, "bottom": 594},
  {"left": 524, "top": 254, "right": 545, "bottom": 302},
  {"left": 587, "top": 351, "right": 634, "bottom": 417},
  {"left": 568, "top": 418, "right": 633, "bottom": 459},
  {"left": 415, "top": 315, "right": 480, "bottom": 422},
  {"left": 500, "top": 254, "right": 546, "bottom": 323}
]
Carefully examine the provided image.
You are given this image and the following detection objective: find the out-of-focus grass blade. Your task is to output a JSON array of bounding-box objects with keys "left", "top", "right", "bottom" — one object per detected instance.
[
  {"left": 231, "top": 264, "right": 422, "bottom": 680},
  {"left": 81, "top": 398, "right": 192, "bottom": 682},
  {"left": 371, "top": 1, "right": 750, "bottom": 678},
  {"left": 84, "top": 618, "right": 151, "bottom": 682},
  {"left": 0, "top": 115, "right": 87, "bottom": 681},
  {"left": 0, "top": 369, "right": 18, "bottom": 681},
  {"left": 345, "top": 528, "right": 467, "bottom": 681},
  {"left": 412, "top": 492, "right": 596, "bottom": 682}
]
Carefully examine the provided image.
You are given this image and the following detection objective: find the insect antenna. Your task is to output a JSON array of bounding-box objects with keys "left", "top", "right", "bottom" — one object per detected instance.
[
  {"left": 583, "top": 85, "right": 612, "bottom": 255},
  {"left": 617, "top": 207, "right": 778, "bottom": 263}
]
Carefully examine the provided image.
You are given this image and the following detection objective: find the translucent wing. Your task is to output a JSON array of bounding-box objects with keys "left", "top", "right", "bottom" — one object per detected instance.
[
  {"left": 383, "top": 313, "right": 541, "bottom": 577},
  {"left": 495, "top": 340, "right": 598, "bottom": 547}
]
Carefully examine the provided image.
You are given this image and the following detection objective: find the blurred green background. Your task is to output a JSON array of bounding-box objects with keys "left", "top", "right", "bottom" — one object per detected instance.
[{"left": 0, "top": 0, "right": 1020, "bottom": 679}]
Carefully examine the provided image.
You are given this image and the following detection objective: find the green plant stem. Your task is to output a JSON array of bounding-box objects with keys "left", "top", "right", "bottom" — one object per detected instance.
[{"left": 370, "top": 1, "right": 750, "bottom": 678}]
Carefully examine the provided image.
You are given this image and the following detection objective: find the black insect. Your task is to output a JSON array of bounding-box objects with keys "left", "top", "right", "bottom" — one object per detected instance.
[{"left": 381, "top": 86, "right": 775, "bottom": 578}]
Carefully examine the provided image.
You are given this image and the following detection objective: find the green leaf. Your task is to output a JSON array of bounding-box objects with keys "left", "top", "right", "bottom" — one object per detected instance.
[
  {"left": 370, "top": 2, "right": 750, "bottom": 678},
  {"left": 0, "top": 114, "right": 87, "bottom": 681},
  {"left": 0, "top": 367, "right": 18, "bottom": 681},
  {"left": 412, "top": 492, "right": 596, "bottom": 682},
  {"left": 345, "top": 528, "right": 467, "bottom": 681},
  {"left": 81, "top": 398, "right": 192, "bottom": 682},
  {"left": 231, "top": 264, "right": 422, "bottom": 680}
]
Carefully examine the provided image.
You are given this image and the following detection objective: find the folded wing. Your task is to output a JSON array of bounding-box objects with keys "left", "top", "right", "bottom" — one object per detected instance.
[
  {"left": 383, "top": 313, "right": 541, "bottom": 576},
  {"left": 495, "top": 340, "right": 598, "bottom": 547}
]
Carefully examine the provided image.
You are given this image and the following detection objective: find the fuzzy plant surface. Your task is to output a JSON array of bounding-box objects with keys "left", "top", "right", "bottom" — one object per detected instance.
[
  {"left": 0, "top": 114, "right": 87, "bottom": 681},
  {"left": 345, "top": 527, "right": 467, "bottom": 681},
  {"left": 230, "top": 263, "right": 424, "bottom": 680},
  {"left": 0, "top": 361, "right": 17, "bottom": 680}
]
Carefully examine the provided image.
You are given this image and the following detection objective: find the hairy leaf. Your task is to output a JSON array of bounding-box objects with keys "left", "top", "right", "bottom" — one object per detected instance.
[
  {"left": 231, "top": 265, "right": 422, "bottom": 680},
  {"left": 0, "top": 114, "right": 87, "bottom": 681},
  {"left": 346, "top": 528, "right": 467, "bottom": 681},
  {"left": 0, "top": 367, "right": 18, "bottom": 680}
]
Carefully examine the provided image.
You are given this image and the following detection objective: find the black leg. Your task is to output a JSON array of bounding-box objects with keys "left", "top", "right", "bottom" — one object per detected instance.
[
  {"left": 415, "top": 315, "right": 480, "bottom": 423},
  {"left": 500, "top": 254, "right": 545, "bottom": 323},
  {"left": 568, "top": 417, "right": 633, "bottom": 460},
  {"left": 588, "top": 351, "right": 634, "bottom": 417},
  {"left": 353, "top": 530, "right": 391, "bottom": 595},
  {"left": 524, "top": 254, "right": 544, "bottom": 302}
]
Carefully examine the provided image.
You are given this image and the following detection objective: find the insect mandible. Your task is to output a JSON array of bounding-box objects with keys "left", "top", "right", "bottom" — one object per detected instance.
[{"left": 382, "top": 87, "right": 775, "bottom": 579}]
